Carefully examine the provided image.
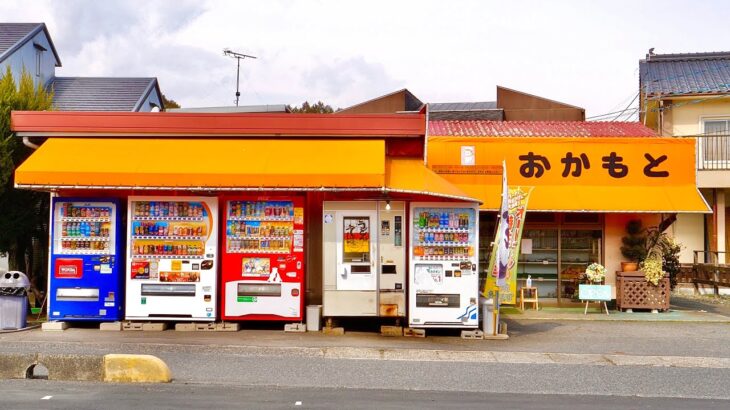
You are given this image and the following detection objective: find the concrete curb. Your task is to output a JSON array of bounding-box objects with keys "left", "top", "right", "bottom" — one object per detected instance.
[
  {"left": 0, "top": 353, "right": 171, "bottom": 383},
  {"left": 104, "top": 354, "right": 172, "bottom": 383}
]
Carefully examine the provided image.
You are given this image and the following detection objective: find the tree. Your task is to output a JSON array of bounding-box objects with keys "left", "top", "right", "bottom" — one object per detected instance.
[
  {"left": 0, "top": 67, "right": 53, "bottom": 287},
  {"left": 288, "top": 101, "right": 335, "bottom": 114},
  {"left": 161, "top": 93, "right": 181, "bottom": 110}
]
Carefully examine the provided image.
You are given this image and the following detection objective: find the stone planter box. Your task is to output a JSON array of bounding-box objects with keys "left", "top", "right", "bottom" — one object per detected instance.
[{"left": 615, "top": 270, "right": 670, "bottom": 311}]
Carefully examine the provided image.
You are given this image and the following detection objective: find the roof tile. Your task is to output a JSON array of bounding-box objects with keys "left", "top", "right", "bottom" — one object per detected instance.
[{"left": 428, "top": 120, "right": 657, "bottom": 138}]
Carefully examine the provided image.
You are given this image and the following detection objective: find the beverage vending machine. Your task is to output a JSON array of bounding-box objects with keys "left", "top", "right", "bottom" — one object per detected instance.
[
  {"left": 408, "top": 202, "right": 479, "bottom": 328},
  {"left": 125, "top": 196, "right": 218, "bottom": 321},
  {"left": 49, "top": 198, "right": 123, "bottom": 321},
  {"left": 221, "top": 197, "right": 305, "bottom": 321}
]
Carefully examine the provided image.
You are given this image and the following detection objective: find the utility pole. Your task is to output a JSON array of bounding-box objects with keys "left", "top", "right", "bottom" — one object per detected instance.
[{"left": 223, "top": 48, "right": 257, "bottom": 106}]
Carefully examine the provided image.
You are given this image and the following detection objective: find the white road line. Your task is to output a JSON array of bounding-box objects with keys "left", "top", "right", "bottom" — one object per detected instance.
[{"left": 41, "top": 396, "right": 52, "bottom": 400}]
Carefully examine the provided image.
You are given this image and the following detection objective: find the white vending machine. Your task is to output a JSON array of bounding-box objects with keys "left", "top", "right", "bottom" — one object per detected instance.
[
  {"left": 409, "top": 202, "right": 479, "bottom": 328},
  {"left": 322, "top": 201, "right": 406, "bottom": 318},
  {"left": 125, "top": 196, "right": 218, "bottom": 321}
]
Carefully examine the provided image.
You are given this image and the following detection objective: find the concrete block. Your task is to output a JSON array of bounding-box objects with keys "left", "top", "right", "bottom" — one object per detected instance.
[
  {"left": 195, "top": 322, "right": 218, "bottom": 331},
  {"left": 174, "top": 323, "right": 196, "bottom": 332},
  {"left": 142, "top": 323, "right": 167, "bottom": 331},
  {"left": 499, "top": 321, "right": 508, "bottom": 335},
  {"left": 38, "top": 353, "right": 104, "bottom": 381},
  {"left": 216, "top": 322, "right": 240, "bottom": 332},
  {"left": 284, "top": 323, "right": 306, "bottom": 332},
  {"left": 380, "top": 325, "right": 403, "bottom": 337},
  {"left": 103, "top": 354, "right": 171, "bottom": 383},
  {"left": 0, "top": 353, "right": 38, "bottom": 379},
  {"left": 42, "top": 321, "right": 68, "bottom": 331},
  {"left": 461, "top": 329, "right": 484, "bottom": 340},
  {"left": 403, "top": 328, "right": 426, "bottom": 338},
  {"left": 122, "top": 321, "right": 144, "bottom": 331},
  {"left": 322, "top": 326, "right": 345, "bottom": 336},
  {"left": 99, "top": 322, "right": 122, "bottom": 331}
]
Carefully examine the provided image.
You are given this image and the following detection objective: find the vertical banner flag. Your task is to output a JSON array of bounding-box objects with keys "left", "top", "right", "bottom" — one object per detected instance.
[{"left": 485, "top": 162, "right": 533, "bottom": 304}]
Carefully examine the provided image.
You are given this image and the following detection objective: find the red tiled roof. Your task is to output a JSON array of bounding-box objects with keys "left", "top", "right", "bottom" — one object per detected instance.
[{"left": 428, "top": 120, "right": 658, "bottom": 138}]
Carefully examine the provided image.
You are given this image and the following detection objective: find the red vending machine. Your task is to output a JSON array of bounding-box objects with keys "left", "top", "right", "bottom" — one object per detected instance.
[{"left": 221, "top": 197, "right": 305, "bottom": 321}]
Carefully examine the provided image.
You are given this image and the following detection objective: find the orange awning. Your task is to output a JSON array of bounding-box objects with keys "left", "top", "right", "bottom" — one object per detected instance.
[
  {"left": 385, "top": 158, "right": 479, "bottom": 202},
  {"left": 15, "top": 138, "right": 386, "bottom": 189},
  {"left": 441, "top": 174, "right": 708, "bottom": 212}
]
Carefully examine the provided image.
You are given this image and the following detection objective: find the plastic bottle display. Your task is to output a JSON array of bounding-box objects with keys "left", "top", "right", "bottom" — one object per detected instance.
[
  {"left": 132, "top": 201, "right": 203, "bottom": 218},
  {"left": 413, "top": 208, "right": 474, "bottom": 261},
  {"left": 226, "top": 201, "right": 294, "bottom": 253},
  {"left": 130, "top": 200, "right": 210, "bottom": 258},
  {"left": 58, "top": 203, "right": 113, "bottom": 253}
]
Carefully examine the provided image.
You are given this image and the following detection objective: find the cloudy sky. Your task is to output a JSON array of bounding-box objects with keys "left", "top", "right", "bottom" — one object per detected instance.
[{"left": 2, "top": 0, "right": 729, "bottom": 118}]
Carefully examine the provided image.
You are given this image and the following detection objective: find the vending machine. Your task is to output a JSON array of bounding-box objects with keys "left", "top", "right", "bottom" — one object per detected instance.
[
  {"left": 322, "top": 201, "right": 406, "bottom": 318},
  {"left": 221, "top": 197, "right": 305, "bottom": 321},
  {"left": 49, "top": 198, "right": 123, "bottom": 321},
  {"left": 125, "top": 196, "right": 218, "bottom": 321},
  {"left": 408, "top": 202, "right": 479, "bottom": 328}
]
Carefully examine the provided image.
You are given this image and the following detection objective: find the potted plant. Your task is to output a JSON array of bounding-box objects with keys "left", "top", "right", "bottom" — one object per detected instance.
[{"left": 620, "top": 220, "right": 646, "bottom": 272}]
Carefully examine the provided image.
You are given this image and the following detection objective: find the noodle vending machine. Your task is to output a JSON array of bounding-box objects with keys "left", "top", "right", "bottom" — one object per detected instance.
[
  {"left": 322, "top": 201, "right": 406, "bottom": 318},
  {"left": 49, "top": 198, "right": 123, "bottom": 321},
  {"left": 221, "top": 197, "right": 305, "bottom": 321},
  {"left": 408, "top": 202, "right": 479, "bottom": 328},
  {"left": 125, "top": 196, "right": 219, "bottom": 321}
]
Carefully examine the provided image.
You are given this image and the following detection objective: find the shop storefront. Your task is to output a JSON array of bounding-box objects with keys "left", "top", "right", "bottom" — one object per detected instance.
[
  {"left": 426, "top": 124, "right": 711, "bottom": 304},
  {"left": 12, "top": 111, "right": 481, "bottom": 327}
]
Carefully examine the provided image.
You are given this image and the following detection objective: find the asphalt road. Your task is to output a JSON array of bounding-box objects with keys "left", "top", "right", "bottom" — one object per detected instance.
[{"left": 2, "top": 380, "right": 729, "bottom": 410}]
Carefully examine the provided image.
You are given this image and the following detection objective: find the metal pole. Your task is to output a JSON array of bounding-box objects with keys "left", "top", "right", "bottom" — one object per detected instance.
[{"left": 235, "top": 57, "right": 241, "bottom": 107}]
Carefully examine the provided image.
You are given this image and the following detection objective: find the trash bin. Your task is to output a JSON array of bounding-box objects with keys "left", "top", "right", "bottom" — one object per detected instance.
[
  {"left": 481, "top": 297, "right": 499, "bottom": 335},
  {"left": 0, "top": 271, "right": 30, "bottom": 330},
  {"left": 306, "top": 305, "right": 322, "bottom": 332}
]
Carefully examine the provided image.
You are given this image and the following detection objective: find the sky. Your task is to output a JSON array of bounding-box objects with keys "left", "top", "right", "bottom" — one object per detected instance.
[{"left": 2, "top": 0, "right": 729, "bottom": 118}]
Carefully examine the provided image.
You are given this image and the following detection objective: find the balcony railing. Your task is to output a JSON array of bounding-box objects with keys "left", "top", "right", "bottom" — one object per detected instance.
[{"left": 692, "top": 134, "right": 730, "bottom": 170}]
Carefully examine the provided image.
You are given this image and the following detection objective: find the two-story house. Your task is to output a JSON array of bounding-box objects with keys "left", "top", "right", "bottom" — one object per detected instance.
[
  {"left": 640, "top": 50, "right": 730, "bottom": 264},
  {"left": 0, "top": 22, "right": 163, "bottom": 112}
]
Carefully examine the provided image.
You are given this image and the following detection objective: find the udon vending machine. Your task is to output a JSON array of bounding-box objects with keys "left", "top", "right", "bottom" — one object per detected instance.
[
  {"left": 409, "top": 202, "right": 479, "bottom": 328},
  {"left": 125, "top": 196, "right": 218, "bottom": 321},
  {"left": 322, "top": 201, "right": 406, "bottom": 318},
  {"left": 49, "top": 198, "right": 123, "bottom": 321},
  {"left": 221, "top": 197, "right": 305, "bottom": 321}
]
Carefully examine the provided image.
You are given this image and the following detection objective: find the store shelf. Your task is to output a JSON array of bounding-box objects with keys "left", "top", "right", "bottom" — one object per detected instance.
[
  {"left": 132, "top": 235, "right": 205, "bottom": 241},
  {"left": 132, "top": 216, "right": 203, "bottom": 221},
  {"left": 131, "top": 254, "right": 203, "bottom": 259},
  {"left": 227, "top": 249, "right": 290, "bottom": 254},
  {"left": 61, "top": 217, "right": 110, "bottom": 222},
  {"left": 61, "top": 237, "right": 110, "bottom": 241},
  {"left": 228, "top": 216, "right": 293, "bottom": 222}
]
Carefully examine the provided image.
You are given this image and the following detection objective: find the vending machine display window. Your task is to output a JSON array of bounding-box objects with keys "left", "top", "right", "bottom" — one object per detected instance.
[
  {"left": 221, "top": 198, "right": 305, "bottom": 321},
  {"left": 342, "top": 216, "right": 371, "bottom": 263}
]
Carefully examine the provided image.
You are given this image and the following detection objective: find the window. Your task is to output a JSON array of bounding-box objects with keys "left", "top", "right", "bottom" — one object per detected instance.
[
  {"left": 700, "top": 119, "right": 730, "bottom": 168},
  {"left": 33, "top": 42, "right": 46, "bottom": 78}
]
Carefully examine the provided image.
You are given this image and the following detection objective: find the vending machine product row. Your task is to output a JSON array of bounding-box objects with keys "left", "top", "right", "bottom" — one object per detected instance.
[
  {"left": 125, "top": 196, "right": 218, "bottom": 321},
  {"left": 221, "top": 197, "right": 305, "bottom": 321},
  {"left": 408, "top": 202, "right": 479, "bottom": 328},
  {"left": 49, "top": 198, "right": 123, "bottom": 321}
]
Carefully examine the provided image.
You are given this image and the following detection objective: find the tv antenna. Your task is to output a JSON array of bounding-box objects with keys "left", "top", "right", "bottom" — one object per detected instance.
[{"left": 223, "top": 48, "right": 257, "bottom": 106}]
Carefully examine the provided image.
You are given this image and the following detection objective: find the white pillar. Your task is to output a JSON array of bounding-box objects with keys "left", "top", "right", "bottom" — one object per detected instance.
[{"left": 717, "top": 189, "right": 726, "bottom": 264}]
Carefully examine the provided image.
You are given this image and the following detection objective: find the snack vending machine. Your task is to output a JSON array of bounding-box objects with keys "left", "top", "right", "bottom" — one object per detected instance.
[
  {"left": 221, "top": 197, "right": 305, "bottom": 321},
  {"left": 125, "top": 196, "right": 218, "bottom": 321},
  {"left": 322, "top": 201, "right": 406, "bottom": 318},
  {"left": 49, "top": 198, "right": 123, "bottom": 321},
  {"left": 409, "top": 202, "right": 479, "bottom": 328}
]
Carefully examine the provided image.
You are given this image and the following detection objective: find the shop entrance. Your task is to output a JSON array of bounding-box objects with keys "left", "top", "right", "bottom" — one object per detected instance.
[{"left": 518, "top": 213, "right": 603, "bottom": 303}]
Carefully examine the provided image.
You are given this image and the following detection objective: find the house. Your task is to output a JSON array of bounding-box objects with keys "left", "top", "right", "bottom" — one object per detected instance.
[
  {"left": 338, "top": 86, "right": 584, "bottom": 121},
  {"left": 639, "top": 50, "right": 730, "bottom": 264},
  {"left": 0, "top": 22, "right": 163, "bottom": 112}
]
